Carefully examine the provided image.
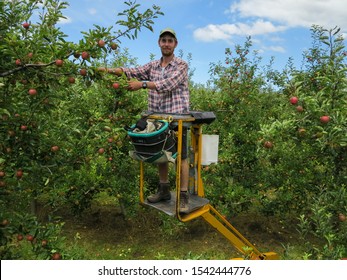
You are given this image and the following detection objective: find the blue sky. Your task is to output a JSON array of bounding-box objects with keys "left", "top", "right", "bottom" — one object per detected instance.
[{"left": 57, "top": 0, "right": 347, "bottom": 85}]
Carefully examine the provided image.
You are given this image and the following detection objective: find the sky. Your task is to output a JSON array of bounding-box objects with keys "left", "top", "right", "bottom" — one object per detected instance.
[{"left": 57, "top": 0, "right": 347, "bottom": 85}]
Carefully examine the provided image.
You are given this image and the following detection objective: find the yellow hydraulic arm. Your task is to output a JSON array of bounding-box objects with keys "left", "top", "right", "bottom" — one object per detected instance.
[{"left": 136, "top": 112, "right": 279, "bottom": 260}]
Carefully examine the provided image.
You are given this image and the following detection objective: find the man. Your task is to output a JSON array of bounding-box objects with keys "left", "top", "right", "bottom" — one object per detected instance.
[{"left": 99, "top": 28, "right": 190, "bottom": 212}]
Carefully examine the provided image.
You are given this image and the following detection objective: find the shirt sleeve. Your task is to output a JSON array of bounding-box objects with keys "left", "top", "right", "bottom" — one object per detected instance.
[
  {"left": 121, "top": 62, "right": 152, "bottom": 81},
  {"left": 154, "top": 60, "right": 188, "bottom": 92}
]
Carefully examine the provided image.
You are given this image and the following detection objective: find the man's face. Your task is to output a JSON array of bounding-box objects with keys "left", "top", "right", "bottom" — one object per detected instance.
[{"left": 158, "top": 34, "right": 177, "bottom": 57}]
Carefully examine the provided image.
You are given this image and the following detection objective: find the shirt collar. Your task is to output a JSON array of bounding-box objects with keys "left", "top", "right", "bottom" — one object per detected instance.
[{"left": 157, "top": 55, "right": 177, "bottom": 68}]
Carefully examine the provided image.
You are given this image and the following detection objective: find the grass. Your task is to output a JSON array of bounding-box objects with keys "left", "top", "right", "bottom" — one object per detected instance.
[{"left": 51, "top": 192, "right": 306, "bottom": 260}]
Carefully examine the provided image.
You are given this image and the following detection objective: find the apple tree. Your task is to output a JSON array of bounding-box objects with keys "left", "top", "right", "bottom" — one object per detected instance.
[{"left": 0, "top": 0, "right": 162, "bottom": 258}]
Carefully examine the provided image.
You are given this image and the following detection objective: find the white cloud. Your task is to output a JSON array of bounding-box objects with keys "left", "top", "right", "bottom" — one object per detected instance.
[
  {"left": 265, "top": 45, "right": 286, "bottom": 53},
  {"left": 194, "top": 24, "right": 234, "bottom": 42},
  {"left": 193, "top": 20, "right": 287, "bottom": 42},
  {"left": 193, "top": 0, "right": 347, "bottom": 53},
  {"left": 230, "top": 0, "right": 347, "bottom": 29}
]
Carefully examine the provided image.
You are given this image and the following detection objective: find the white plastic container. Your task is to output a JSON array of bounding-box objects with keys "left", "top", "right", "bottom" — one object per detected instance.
[{"left": 201, "top": 134, "right": 219, "bottom": 165}]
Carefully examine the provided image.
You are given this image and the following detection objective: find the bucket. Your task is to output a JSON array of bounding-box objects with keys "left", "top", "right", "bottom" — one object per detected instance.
[
  {"left": 127, "top": 120, "right": 176, "bottom": 158},
  {"left": 201, "top": 134, "right": 219, "bottom": 165}
]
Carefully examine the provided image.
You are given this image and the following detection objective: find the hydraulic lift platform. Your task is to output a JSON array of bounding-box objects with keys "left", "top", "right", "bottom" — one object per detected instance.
[{"left": 133, "top": 111, "right": 279, "bottom": 260}]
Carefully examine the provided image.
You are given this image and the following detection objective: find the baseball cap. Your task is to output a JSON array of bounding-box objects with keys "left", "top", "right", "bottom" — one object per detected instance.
[{"left": 159, "top": 28, "right": 176, "bottom": 38}]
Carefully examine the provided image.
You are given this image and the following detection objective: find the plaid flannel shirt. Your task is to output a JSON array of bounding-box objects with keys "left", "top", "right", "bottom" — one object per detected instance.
[{"left": 122, "top": 56, "right": 190, "bottom": 113}]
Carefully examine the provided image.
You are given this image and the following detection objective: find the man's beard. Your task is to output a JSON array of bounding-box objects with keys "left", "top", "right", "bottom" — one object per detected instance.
[{"left": 161, "top": 48, "right": 173, "bottom": 57}]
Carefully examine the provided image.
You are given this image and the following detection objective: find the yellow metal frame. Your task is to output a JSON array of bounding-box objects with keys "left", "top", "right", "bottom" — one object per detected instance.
[{"left": 137, "top": 113, "right": 279, "bottom": 260}]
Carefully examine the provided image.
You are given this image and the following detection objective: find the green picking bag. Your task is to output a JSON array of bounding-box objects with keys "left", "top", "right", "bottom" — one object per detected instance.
[{"left": 127, "top": 119, "right": 177, "bottom": 163}]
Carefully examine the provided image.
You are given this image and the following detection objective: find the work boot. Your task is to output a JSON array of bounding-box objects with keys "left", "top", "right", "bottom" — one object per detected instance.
[
  {"left": 147, "top": 182, "right": 171, "bottom": 203},
  {"left": 179, "top": 191, "right": 189, "bottom": 213}
]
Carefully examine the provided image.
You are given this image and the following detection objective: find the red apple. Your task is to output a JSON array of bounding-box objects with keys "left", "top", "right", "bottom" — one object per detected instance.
[
  {"left": 16, "top": 169, "right": 23, "bottom": 179},
  {"left": 290, "top": 96, "right": 298, "bottom": 105},
  {"left": 110, "top": 43, "right": 118, "bottom": 50},
  {"left": 73, "top": 52, "right": 80, "bottom": 59},
  {"left": 80, "top": 69, "right": 87, "bottom": 76},
  {"left": 52, "top": 252, "right": 62, "bottom": 260},
  {"left": 298, "top": 128, "right": 306, "bottom": 136},
  {"left": 263, "top": 141, "right": 273, "bottom": 149},
  {"left": 15, "top": 59, "right": 21, "bottom": 66},
  {"left": 296, "top": 105, "right": 304, "bottom": 112},
  {"left": 112, "top": 82, "right": 120, "bottom": 89},
  {"left": 98, "top": 148, "right": 105, "bottom": 154},
  {"left": 55, "top": 59, "right": 63, "bottom": 67},
  {"left": 20, "top": 125, "right": 28, "bottom": 131},
  {"left": 26, "top": 234, "right": 34, "bottom": 242},
  {"left": 17, "top": 234, "right": 24, "bottom": 241},
  {"left": 320, "top": 115, "right": 330, "bottom": 124},
  {"left": 81, "top": 51, "right": 90, "bottom": 60},
  {"left": 51, "top": 145, "right": 59, "bottom": 152},
  {"left": 68, "top": 77, "right": 76, "bottom": 84},
  {"left": 338, "top": 213, "right": 346, "bottom": 222},
  {"left": 97, "top": 40, "right": 106, "bottom": 47},
  {"left": 28, "top": 88, "right": 37, "bottom": 96},
  {"left": 0, "top": 171, "right": 5, "bottom": 178},
  {"left": 41, "top": 240, "right": 48, "bottom": 247},
  {"left": 22, "top": 22, "right": 30, "bottom": 29},
  {"left": 1, "top": 219, "right": 9, "bottom": 226}
]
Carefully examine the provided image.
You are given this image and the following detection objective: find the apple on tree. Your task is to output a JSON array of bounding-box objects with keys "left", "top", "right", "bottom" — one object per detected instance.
[
  {"left": 55, "top": 59, "right": 63, "bottom": 67},
  {"left": 1, "top": 219, "right": 9, "bottom": 226},
  {"left": 26, "top": 234, "right": 34, "bottom": 242},
  {"left": 263, "top": 141, "right": 273, "bottom": 149},
  {"left": 320, "top": 115, "right": 330, "bottom": 124},
  {"left": 110, "top": 43, "right": 118, "bottom": 50},
  {"left": 16, "top": 169, "right": 24, "bottom": 179},
  {"left": 296, "top": 105, "right": 304, "bottom": 112},
  {"left": 20, "top": 125, "right": 28, "bottom": 131},
  {"left": 81, "top": 51, "right": 90, "bottom": 60},
  {"left": 298, "top": 128, "right": 306, "bottom": 136},
  {"left": 28, "top": 88, "right": 37, "bottom": 96},
  {"left": 22, "top": 22, "right": 30, "bottom": 29},
  {"left": 51, "top": 145, "right": 59, "bottom": 152},
  {"left": 52, "top": 252, "right": 62, "bottom": 260},
  {"left": 80, "top": 69, "right": 87, "bottom": 76},
  {"left": 68, "top": 77, "right": 76, "bottom": 84},
  {"left": 97, "top": 40, "right": 106, "bottom": 47},
  {"left": 290, "top": 96, "right": 299, "bottom": 105}
]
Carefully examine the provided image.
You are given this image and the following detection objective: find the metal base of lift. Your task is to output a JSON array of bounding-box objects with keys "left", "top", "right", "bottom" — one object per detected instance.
[{"left": 142, "top": 191, "right": 209, "bottom": 216}]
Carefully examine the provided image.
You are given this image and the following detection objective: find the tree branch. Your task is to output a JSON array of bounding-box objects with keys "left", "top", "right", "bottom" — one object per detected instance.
[{"left": 0, "top": 51, "right": 74, "bottom": 78}]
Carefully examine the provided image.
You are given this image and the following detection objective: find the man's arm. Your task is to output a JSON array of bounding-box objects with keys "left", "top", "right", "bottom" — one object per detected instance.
[
  {"left": 97, "top": 67, "right": 123, "bottom": 76},
  {"left": 127, "top": 80, "right": 156, "bottom": 91},
  {"left": 97, "top": 67, "right": 156, "bottom": 91}
]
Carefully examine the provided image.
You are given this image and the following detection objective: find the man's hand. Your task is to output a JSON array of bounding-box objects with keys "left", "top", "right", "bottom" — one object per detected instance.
[{"left": 127, "top": 80, "right": 142, "bottom": 91}]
